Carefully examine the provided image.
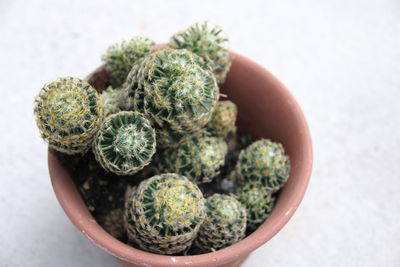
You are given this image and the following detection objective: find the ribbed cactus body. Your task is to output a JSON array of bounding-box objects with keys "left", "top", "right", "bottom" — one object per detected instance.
[
  {"left": 235, "top": 139, "right": 290, "bottom": 192},
  {"left": 93, "top": 111, "right": 156, "bottom": 176},
  {"left": 124, "top": 49, "right": 219, "bottom": 147},
  {"left": 102, "top": 36, "right": 155, "bottom": 86},
  {"left": 34, "top": 77, "right": 103, "bottom": 154},
  {"left": 169, "top": 21, "right": 232, "bottom": 83},
  {"left": 125, "top": 173, "right": 206, "bottom": 254},
  {"left": 238, "top": 182, "right": 275, "bottom": 231},
  {"left": 194, "top": 194, "right": 246, "bottom": 252},
  {"left": 157, "top": 136, "right": 227, "bottom": 183},
  {"left": 206, "top": 100, "right": 237, "bottom": 138}
]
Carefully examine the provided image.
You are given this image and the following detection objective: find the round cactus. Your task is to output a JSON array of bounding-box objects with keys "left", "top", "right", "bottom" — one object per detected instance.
[
  {"left": 169, "top": 21, "right": 232, "bottom": 83},
  {"left": 102, "top": 36, "right": 155, "bottom": 86},
  {"left": 124, "top": 48, "right": 219, "bottom": 147},
  {"left": 194, "top": 194, "right": 246, "bottom": 252},
  {"left": 237, "top": 182, "right": 276, "bottom": 231},
  {"left": 125, "top": 173, "right": 206, "bottom": 254},
  {"left": 99, "top": 86, "right": 126, "bottom": 117},
  {"left": 157, "top": 136, "right": 228, "bottom": 184},
  {"left": 93, "top": 111, "right": 156, "bottom": 176},
  {"left": 235, "top": 139, "right": 290, "bottom": 192},
  {"left": 206, "top": 100, "right": 237, "bottom": 138},
  {"left": 34, "top": 77, "right": 103, "bottom": 154}
]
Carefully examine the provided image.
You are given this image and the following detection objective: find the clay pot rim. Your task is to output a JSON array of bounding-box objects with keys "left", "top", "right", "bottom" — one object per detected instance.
[{"left": 48, "top": 50, "right": 312, "bottom": 267}]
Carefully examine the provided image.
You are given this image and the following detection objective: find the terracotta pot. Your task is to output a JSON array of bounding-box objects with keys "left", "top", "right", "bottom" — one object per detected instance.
[{"left": 48, "top": 51, "right": 313, "bottom": 267}]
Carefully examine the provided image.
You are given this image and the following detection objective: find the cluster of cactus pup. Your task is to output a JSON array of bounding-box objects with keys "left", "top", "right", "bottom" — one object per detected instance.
[{"left": 34, "top": 21, "right": 290, "bottom": 255}]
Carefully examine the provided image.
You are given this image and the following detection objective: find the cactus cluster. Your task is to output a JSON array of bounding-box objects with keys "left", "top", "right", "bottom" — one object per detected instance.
[
  {"left": 125, "top": 173, "right": 206, "bottom": 254},
  {"left": 170, "top": 21, "right": 232, "bottom": 83},
  {"left": 34, "top": 77, "right": 103, "bottom": 154},
  {"left": 124, "top": 48, "right": 219, "bottom": 147},
  {"left": 33, "top": 22, "right": 293, "bottom": 256},
  {"left": 157, "top": 136, "right": 228, "bottom": 183},
  {"left": 93, "top": 111, "right": 156, "bottom": 176},
  {"left": 194, "top": 194, "right": 246, "bottom": 253},
  {"left": 102, "top": 36, "right": 155, "bottom": 86},
  {"left": 206, "top": 100, "right": 237, "bottom": 138}
]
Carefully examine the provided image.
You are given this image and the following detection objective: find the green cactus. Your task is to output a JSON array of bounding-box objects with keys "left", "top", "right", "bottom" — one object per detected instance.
[
  {"left": 194, "top": 194, "right": 246, "bottom": 252},
  {"left": 93, "top": 111, "right": 156, "bottom": 176},
  {"left": 102, "top": 36, "right": 155, "bottom": 86},
  {"left": 124, "top": 48, "right": 219, "bottom": 147},
  {"left": 235, "top": 139, "right": 290, "bottom": 192},
  {"left": 237, "top": 182, "right": 275, "bottom": 231},
  {"left": 157, "top": 136, "right": 228, "bottom": 184},
  {"left": 99, "top": 86, "right": 126, "bottom": 117},
  {"left": 125, "top": 173, "right": 206, "bottom": 254},
  {"left": 169, "top": 21, "right": 232, "bottom": 83},
  {"left": 34, "top": 77, "right": 103, "bottom": 154},
  {"left": 206, "top": 100, "right": 237, "bottom": 138}
]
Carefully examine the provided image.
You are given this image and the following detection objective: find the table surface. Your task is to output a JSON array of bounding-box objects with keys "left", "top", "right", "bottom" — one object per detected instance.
[{"left": 1, "top": 0, "right": 399, "bottom": 266}]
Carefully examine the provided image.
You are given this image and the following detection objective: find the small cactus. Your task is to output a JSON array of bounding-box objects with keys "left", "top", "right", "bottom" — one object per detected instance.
[
  {"left": 124, "top": 48, "right": 219, "bottom": 147},
  {"left": 102, "top": 37, "right": 155, "bottom": 86},
  {"left": 194, "top": 194, "right": 246, "bottom": 252},
  {"left": 93, "top": 111, "right": 156, "bottom": 176},
  {"left": 99, "top": 86, "right": 126, "bottom": 117},
  {"left": 125, "top": 173, "right": 206, "bottom": 254},
  {"left": 237, "top": 182, "right": 275, "bottom": 231},
  {"left": 206, "top": 100, "right": 237, "bottom": 138},
  {"left": 235, "top": 139, "right": 290, "bottom": 192},
  {"left": 169, "top": 21, "right": 232, "bottom": 83},
  {"left": 34, "top": 77, "right": 103, "bottom": 154},
  {"left": 157, "top": 136, "right": 228, "bottom": 183}
]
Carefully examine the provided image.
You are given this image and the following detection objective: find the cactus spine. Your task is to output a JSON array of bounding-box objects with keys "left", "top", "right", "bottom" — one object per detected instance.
[
  {"left": 93, "top": 111, "right": 156, "bottom": 175},
  {"left": 125, "top": 173, "right": 206, "bottom": 254},
  {"left": 34, "top": 77, "right": 103, "bottom": 154}
]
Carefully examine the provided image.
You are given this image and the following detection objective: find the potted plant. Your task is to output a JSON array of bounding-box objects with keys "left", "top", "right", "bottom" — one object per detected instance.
[{"left": 37, "top": 22, "right": 312, "bottom": 267}]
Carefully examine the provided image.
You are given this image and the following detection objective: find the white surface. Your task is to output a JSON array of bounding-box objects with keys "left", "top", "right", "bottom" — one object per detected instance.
[{"left": 1, "top": 0, "right": 399, "bottom": 266}]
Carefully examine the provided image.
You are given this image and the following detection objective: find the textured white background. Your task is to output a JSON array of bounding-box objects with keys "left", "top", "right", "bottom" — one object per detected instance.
[{"left": 1, "top": 0, "right": 399, "bottom": 266}]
